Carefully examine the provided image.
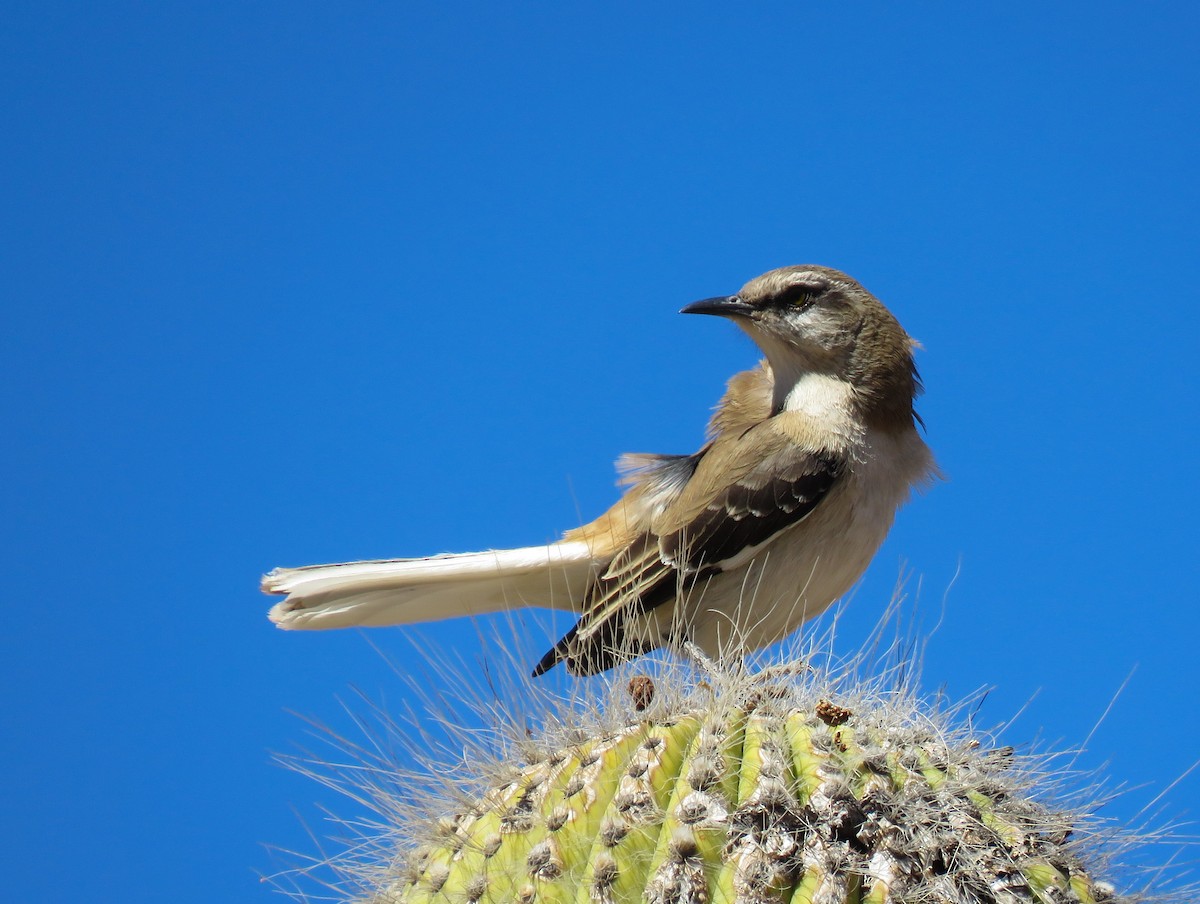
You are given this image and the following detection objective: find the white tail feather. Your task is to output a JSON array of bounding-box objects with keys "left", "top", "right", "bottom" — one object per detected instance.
[{"left": 263, "top": 541, "right": 596, "bottom": 630}]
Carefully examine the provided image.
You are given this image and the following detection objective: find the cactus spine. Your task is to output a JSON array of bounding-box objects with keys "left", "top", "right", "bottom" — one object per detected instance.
[{"left": 372, "top": 666, "right": 1124, "bottom": 904}]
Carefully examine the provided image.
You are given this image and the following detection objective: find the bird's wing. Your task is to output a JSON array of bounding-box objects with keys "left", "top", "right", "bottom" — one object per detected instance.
[
  {"left": 534, "top": 425, "right": 843, "bottom": 675},
  {"left": 656, "top": 437, "right": 844, "bottom": 573}
]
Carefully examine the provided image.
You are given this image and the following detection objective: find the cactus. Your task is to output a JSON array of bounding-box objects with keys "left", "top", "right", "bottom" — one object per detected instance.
[{"left": 287, "top": 649, "right": 1143, "bottom": 904}]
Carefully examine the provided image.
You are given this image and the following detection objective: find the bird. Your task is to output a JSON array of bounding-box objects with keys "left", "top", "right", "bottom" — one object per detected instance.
[{"left": 262, "top": 265, "right": 937, "bottom": 676}]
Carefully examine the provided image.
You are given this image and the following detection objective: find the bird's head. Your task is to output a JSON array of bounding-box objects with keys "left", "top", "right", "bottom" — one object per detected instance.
[{"left": 682, "top": 265, "right": 922, "bottom": 429}]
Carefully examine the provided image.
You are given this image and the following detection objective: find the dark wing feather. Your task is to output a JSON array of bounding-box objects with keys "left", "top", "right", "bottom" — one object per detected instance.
[{"left": 660, "top": 450, "right": 841, "bottom": 571}]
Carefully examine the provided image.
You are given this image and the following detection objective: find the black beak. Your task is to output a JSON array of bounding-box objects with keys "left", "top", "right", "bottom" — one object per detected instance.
[{"left": 679, "top": 295, "right": 756, "bottom": 317}]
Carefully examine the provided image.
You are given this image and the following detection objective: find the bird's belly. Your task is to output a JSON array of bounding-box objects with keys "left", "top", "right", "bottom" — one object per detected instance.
[{"left": 684, "top": 521, "right": 886, "bottom": 655}]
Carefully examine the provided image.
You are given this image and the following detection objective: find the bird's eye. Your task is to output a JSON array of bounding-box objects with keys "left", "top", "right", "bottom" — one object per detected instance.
[{"left": 778, "top": 282, "right": 821, "bottom": 308}]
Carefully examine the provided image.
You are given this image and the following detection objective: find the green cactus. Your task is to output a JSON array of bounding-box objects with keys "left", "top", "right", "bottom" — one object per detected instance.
[{"left": 326, "top": 658, "right": 1132, "bottom": 904}]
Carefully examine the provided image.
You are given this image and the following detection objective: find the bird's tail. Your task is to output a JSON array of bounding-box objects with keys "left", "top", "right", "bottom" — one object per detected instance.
[{"left": 263, "top": 541, "right": 596, "bottom": 630}]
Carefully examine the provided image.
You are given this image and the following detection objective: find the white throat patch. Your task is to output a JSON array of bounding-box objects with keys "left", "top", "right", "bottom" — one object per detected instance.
[{"left": 782, "top": 371, "right": 857, "bottom": 421}]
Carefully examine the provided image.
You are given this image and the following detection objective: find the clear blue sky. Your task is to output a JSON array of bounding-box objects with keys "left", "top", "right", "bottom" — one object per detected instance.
[{"left": 3, "top": 3, "right": 1197, "bottom": 901}]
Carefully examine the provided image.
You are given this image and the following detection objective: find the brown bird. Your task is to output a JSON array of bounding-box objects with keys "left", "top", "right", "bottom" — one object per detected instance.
[{"left": 263, "top": 265, "right": 936, "bottom": 675}]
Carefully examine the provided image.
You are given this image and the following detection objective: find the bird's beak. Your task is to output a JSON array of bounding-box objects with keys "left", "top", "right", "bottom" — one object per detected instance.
[{"left": 679, "top": 295, "right": 757, "bottom": 318}]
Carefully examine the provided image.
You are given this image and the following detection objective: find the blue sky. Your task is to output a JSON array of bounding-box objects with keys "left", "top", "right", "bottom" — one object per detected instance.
[{"left": 3, "top": 2, "right": 1198, "bottom": 900}]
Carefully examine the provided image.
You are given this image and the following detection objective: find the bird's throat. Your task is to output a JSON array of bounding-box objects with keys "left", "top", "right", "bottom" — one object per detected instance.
[{"left": 779, "top": 371, "right": 858, "bottom": 423}]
